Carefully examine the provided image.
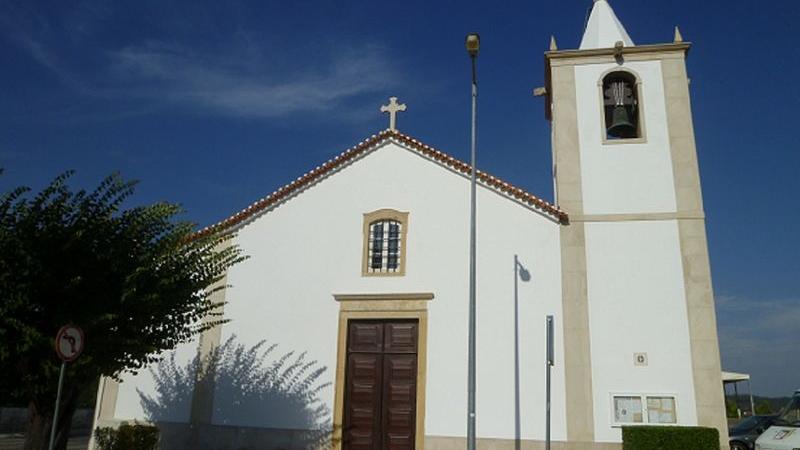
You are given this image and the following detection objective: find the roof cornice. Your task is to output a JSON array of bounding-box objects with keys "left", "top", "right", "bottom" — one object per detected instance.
[
  {"left": 193, "top": 129, "right": 568, "bottom": 239},
  {"left": 388, "top": 131, "right": 567, "bottom": 222}
]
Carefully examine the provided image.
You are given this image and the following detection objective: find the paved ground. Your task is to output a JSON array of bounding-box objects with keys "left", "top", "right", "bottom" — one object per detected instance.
[{"left": 0, "top": 434, "right": 90, "bottom": 450}]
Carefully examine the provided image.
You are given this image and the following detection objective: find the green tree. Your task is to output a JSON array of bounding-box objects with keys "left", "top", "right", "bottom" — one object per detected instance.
[
  {"left": 755, "top": 400, "right": 773, "bottom": 415},
  {"left": 0, "top": 171, "right": 245, "bottom": 450},
  {"left": 726, "top": 399, "right": 740, "bottom": 419}
]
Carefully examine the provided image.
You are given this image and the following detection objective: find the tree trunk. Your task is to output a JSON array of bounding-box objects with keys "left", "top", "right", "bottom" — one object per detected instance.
[
  {"left": 24, "top": 404, "right": 51, "bottom": 450},
  {"left": 24, "top": 384, "right": 80, "bottom": 450}
]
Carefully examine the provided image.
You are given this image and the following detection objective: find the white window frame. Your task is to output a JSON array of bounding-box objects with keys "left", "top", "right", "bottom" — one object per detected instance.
[{"left": 610, "top": 393, "right": 679, "bottom": 427}]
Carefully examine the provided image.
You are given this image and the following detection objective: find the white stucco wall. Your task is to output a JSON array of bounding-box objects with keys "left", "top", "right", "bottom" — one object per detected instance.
[
  {"left": 112, "top": 140, "right": 568, "bottom": 441},
  {"left": 114, "top": 338, "right": 199, "bottom": 422},
  {"left": 575, "top": 60, "right": 678, "bottom": 215},
  {"left": 222, "top": 141, "right": 566, "bottom": 440},
  {"left": 584, "top": 220, "right": 697, "bottom": 442}
]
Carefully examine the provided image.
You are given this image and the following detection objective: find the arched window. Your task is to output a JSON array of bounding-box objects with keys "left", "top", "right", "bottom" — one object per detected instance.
[
  {"left": 362, "top": 209, "right": 409, "bottom": 276},
  {"left": 602, "top": 71, "right": 642, "bottom": 140}
]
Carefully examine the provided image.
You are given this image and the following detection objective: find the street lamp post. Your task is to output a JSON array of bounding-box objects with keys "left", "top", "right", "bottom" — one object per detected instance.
[
  {"left": 465, "top": 32, "right": 480, "bottom": 450},
  {"left": 546, "top": 315, "right": 555, "bottom": 450}
]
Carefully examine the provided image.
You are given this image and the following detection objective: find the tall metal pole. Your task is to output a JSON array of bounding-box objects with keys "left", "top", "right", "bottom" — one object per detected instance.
[
  {"left": 48, "top": 362, "right": 66, "bottom": 450},
  {"left": 466, "top": 33, "right": 479, "bottom": 450},
  {"left": 546, "top": 316, "right": 554, "bottom": 450},
  {"left": 513, "top": 256, "right": 521, "bottom": 450}
]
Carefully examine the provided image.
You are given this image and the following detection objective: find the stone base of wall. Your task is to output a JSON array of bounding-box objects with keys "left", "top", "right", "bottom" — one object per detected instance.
[
  {"left": 91, "top": 421, "right": 629, "bottom": 450},
  {"left": 91, "top": 420, "right": 330, "bottom": 450}
]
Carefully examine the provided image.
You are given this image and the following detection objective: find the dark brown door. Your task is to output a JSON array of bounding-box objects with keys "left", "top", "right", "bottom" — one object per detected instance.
[{"left": 343, "top": 320, "right": 418, "bottom": 450}]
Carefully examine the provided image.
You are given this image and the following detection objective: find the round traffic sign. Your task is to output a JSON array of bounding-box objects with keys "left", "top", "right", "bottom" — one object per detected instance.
[{"left": 55, "top": 325, "right": 85, "bottom": 362}]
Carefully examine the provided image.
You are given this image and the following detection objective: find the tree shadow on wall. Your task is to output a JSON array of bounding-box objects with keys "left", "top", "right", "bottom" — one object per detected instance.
[{"left": 138, "top": 335, "right": 332, "bottom": 449}]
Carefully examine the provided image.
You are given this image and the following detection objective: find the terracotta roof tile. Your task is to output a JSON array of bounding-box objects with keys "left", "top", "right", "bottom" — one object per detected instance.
[{"left": 194, "top": 129, "right": 568, "bottom": 239}]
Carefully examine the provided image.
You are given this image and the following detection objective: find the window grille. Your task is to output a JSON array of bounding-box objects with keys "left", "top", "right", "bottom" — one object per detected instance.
[
  {"left": 362, "top": 209, "right": 408, "bottom": 277},
  {"left": 368, "top": 220, "right": 402, "bottom": 273}
]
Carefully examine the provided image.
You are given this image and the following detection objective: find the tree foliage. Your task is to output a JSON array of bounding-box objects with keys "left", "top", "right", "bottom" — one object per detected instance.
[
  {"left": 755, "top": 399, "right": 773, "bottom": 415},
  {"left": 0, "top": 171, "right": 245, "bottom": 448},
  {"left": 94, "top": 424, "right": 159, "bottom": 450}
]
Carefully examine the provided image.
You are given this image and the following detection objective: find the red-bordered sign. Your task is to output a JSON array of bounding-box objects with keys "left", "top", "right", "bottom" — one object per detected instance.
[{"left": 55, "top": 325, "right": 85, "bottom": 362}]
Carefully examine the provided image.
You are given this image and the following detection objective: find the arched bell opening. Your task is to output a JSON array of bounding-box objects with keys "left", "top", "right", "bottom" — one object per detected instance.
[{"left": 602, "top": 71, "right": 641, "bottom": 140}]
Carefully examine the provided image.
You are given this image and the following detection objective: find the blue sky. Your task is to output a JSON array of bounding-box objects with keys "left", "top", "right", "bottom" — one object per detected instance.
[{"left": 1, "top": 1, "right": 798, "bottom": 396}]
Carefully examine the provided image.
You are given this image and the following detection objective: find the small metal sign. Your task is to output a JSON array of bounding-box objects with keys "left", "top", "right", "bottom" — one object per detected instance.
[
  {"left": 546, "top": 315, "right": 555, "bottom": 366},
  {"left": 55, "top": 325, "right": 85, "bottom": 362},
  {"left": 545, "top": 315, "right": 555, "bottom": 450},
  {"left": 49, "top": 325, "right": 85, "bottom": 450}
]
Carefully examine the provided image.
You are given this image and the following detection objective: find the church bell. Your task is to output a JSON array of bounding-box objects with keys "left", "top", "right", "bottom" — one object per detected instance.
[
  {"left": 604, "top": 77, "right": 639, "bottom": 139},
  {"left": 608, "top": 105, "right": 637, "bottom": 139}
]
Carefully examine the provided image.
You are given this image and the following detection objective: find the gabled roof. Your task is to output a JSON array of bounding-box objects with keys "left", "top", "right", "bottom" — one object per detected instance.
[
  {"left": 195, "top": 129, "right": 568, "bottom": 238},
  {"left": 580, "top": 0, "right": 634, "bottom": 50}
]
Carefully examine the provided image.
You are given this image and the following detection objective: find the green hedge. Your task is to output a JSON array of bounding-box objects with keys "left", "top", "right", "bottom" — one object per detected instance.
[
  {"left": 622, "top": 426, "right": 720, "bottom": 450},
  {"left": 94, "top": 423, "right": 159, "bottom": 450}
]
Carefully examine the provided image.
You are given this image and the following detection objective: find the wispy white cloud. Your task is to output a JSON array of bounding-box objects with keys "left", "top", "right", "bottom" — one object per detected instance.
[
  {"left": 104, "top": 42, "right": 398, "bottom": 118},
  {"left": 0, "top": 2, "right": 402, "bottom": 121},
  {"left": 717, "top": 295, "right": 800, "bottom": 396}
]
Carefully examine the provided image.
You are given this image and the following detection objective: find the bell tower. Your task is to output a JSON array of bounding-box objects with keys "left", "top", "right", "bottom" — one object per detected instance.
[{"left": 545, "top": 1, "right": 729, "bottom": 448}]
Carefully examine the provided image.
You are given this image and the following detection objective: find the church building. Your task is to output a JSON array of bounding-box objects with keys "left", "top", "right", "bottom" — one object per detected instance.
[{"left": 91, "top": 1, "right": 729, "bottom": 449}]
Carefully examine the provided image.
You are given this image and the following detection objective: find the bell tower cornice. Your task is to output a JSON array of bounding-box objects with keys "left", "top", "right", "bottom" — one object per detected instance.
[{"left": 546, "top": 42, "right": 690, "bottom": 64}]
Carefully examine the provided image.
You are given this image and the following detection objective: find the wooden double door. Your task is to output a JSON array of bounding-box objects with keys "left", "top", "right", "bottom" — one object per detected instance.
[{"left": 343, "top": 319, "right": 419, "bottom": 450}]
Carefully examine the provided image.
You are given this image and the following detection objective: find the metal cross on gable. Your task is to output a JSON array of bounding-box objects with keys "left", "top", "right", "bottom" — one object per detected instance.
[{"left": 380, "top": 96, "right": 407, "bottom": 131}]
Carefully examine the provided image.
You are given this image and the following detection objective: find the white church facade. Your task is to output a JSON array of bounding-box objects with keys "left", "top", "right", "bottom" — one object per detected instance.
[{"left": 91, "top": 2, "right": 729, "bottom": 449}]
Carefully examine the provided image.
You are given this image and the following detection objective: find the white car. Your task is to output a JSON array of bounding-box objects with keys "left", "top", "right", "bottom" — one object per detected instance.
[{"left": 756, "top": 391, "right": 800, "bottom": 450}]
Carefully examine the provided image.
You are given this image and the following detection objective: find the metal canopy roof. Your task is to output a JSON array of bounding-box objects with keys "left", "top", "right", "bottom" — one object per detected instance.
[{"left": 722, "top": 371, "right": 751, "bottom": 383}]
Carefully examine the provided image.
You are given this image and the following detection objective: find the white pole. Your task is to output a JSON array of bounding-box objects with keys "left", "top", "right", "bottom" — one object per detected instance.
[
  {"left": 734, "top": 382, "right": 741, "bottom": 418},
  {"left": 48, "top": 362, "right": 66, "bottom": 450}
]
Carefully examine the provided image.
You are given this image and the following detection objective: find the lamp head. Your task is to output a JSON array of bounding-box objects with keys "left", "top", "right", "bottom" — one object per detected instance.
[
  {"left": 518, "top": 265, "right": 531, "bottom": 282},
  {"left": 465, "top": 33, "right": 480, "bottom": 57}
]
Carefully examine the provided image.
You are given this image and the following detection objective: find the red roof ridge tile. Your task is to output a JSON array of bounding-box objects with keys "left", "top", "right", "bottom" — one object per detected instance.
[{"left": 194, "top": 129, "right": 568, "bottom": 239}]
